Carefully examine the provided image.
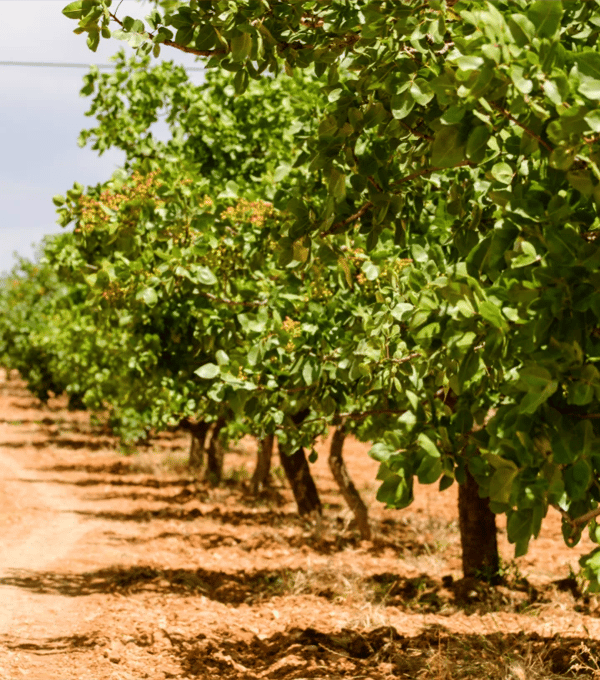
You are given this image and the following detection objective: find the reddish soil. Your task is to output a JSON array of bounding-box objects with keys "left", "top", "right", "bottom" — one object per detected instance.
[{"left": 1, "top": 368, "right": 600, "bottom": 679}]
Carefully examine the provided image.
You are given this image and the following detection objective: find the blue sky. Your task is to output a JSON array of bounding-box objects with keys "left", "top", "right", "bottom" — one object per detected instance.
[{"left": 0, "top": 0, "right": 204, "bottom": 275}]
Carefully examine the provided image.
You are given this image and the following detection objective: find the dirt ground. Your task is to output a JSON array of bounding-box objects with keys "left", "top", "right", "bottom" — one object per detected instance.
[{"left": 1, "top": 369, "right": 600, "bottom": 679}]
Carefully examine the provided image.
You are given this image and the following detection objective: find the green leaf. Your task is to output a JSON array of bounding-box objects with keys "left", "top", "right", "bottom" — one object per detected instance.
[
  {"left": 195, "top": 363, "right": 220, "bottom": 379},
  {"left": 575, "top": 51, "right": 600, "bottom": 80},
  {"left": 550, "top": 146, "right": 576, "bottom": 170},
  {"left": 361, "top": 261, "right": 380, "bottom": 281},
  {"left": 478, "top": 300, "right": 507, "bottom": 330},
  {"left": 490, "top": 466, "right": 519, "bottom": 505},
  {"left": 431, "top": 127, "right": 464, "bottom": 167},
  {"left": 507, "top": 509, "right": 533, "bottom": 545},
  {"left": 578, "top": 79, "right": 600, "bottom": 100},
  {"left": 519, "top": 381, "right": 558, "bottom": 414},
  {"left": 508, "top": 13, "right": 536, "bottom": 46},
  {"left": 543, "top": 80, "right": 563, "bottom": 106},
  {"left": 409, "top": 78, "right": 434, "bottom": 106},
  {"left": 247, "top": 346, "right": 260, "bottom": 366},
  {"left": 137, "top": 287, "right": 158, "bottom": 306},
  {"left": 490, "top": 162, "right": 513, "bottom": 184},
  {"left": 302, "top": 361, "right": 315, "bottom": 385},
  {"left": 458, "top": 351, "right": 480, "bottom": 391},
  {"left": 518, "top": 365, "right": 553, "bottom": 390},
  {"left": 87, "top": 30, "right": 100, "bottom": 52},
  {"left": 466, "top": 126, "right": 490, "bottom": 163},
  {"left": 528, "top": 0, "right": 563, "bottom": 39},
  {"left": 510, "top": 65, "right": 533, "bottom": 94},
  {"left": 195, "top": 267, "right": 217, "bottom": 286},
  {"left": 417, "top": 433, "right": 441, "bottom": 458},
  {"left": 584, "top": 110, "right": 600, "bottom": 133},
  {"left": 231, "top": 32, "right": 252, "bottom": 61},
  {"left": 568, "top": 380, "right": 594, "bottom": 406},
  {"left": 233, "top": 69, "right": 249, "bottom": 94},
  {"left": 416, "top": 456, "right": 442, "bottom": 485},
  {"left": 62, "top": 1, "right": 85, "bottom": 19},
  {"left": 215, "top": 350, "right": 229, "bottom": 366},
  {"left": 390, "top": 91, "right": 414, "bottom": 120},
  {"left": 565, "top": 460, "right": 592, "bottom": 500},
  {"left": 455, "top": 56, "right": 484, "bottom": 71},
  {"left": 328, "top": 168, "right": 346, "bottom": 200}
]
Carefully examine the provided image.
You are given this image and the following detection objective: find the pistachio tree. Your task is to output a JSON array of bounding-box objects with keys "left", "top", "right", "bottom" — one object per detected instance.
[{"left": 61, "top": 0, "right": 600, "bottom": 584}]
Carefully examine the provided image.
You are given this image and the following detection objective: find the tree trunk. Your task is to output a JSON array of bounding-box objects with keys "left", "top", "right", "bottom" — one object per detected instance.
[
  {"left": 183, "top": 420, "right": 211, "bottom": 471},
  {"left": 205, "top": 416, "right": 226, "bottom": 486},
  {"left": 251, "top": 434, "right": 274, "bottom": 495},
  {"left": 458, "top": 466, "right": 500, "bottom": 582},
  {"left": 328, "top": 427, "right": 371, "bottom": 541},
  {"left": 278, "top": 442, "right": 322, "bottom": 517}
]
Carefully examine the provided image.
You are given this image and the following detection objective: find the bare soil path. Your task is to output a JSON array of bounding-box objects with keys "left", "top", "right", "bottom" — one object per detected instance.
[{"left": 1, "top": 368, "right": 600, "bottom": 679}]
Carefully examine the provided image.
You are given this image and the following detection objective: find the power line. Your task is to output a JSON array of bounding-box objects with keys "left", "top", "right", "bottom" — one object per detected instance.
[{"left": 0, "top": 60, "right": 204, "bottom": 72}]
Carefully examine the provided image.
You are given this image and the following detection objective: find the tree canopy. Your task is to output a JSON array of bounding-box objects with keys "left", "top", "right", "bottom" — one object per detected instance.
[{"left": 34, "top": 0, "right": 600, "bottom": 584}]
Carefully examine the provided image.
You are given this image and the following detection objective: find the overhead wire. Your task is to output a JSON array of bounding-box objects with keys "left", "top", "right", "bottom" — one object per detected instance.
[{"left": 0, "top": 60, "right": 204, "bottom": 71}]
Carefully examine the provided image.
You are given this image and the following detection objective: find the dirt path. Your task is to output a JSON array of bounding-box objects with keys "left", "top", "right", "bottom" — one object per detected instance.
[
  {"left": 1, "top": 369, "right": 600, "bottom": 679},
  {"left": 0, "top": 448, "right": 86, "bottom": 632},
  {"left": 0, "top": 432, "right": 107, "bottom": 678}
]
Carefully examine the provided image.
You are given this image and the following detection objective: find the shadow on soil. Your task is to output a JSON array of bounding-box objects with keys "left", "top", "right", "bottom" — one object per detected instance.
[
  {"left": 167, "top": 626, "right": 600, "bottom": 679},
  {"left": 1, "top": 633, "right": 102, "bottom": 655},
  {"left": 1, "top": 565, "right": 307, "bottom": 605},
  {"left": 0, "top": 438, "right": 116, "bottom": 451},
  {"left": 72, "top": 506, "right": 297, "bottom": 526},
  {"left": 0, "top": 565, "right": 557, "bottom": 616}
]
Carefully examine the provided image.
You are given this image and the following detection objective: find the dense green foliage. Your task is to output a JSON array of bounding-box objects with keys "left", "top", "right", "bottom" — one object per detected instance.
[{"left": 4, "top": 0, "right": 599, "bottom": 582}]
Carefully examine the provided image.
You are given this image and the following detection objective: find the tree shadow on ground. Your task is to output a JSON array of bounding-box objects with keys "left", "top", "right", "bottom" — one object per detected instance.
[
  {"left": 169, "top": 625, "right": 600, "bottom": 679},
  {"left": 73, "top": 506, "right": 297, "bottom": 526},
  {"left": 17, "top": 475, "right": 195, "bottom": 490},
  {"left": 39, "top": 462, "right": 149, "bottom": 474},
  {"left": 0, "top": 438, "right": 114, "bottom": 451},
  {"left": 0, "top": 633, "right": 102, "bottom": 655},
  {"left": 0, "top": 565, "right": 555, "bottom": 617},
  {"left": 0, "top": 565, "right": 304, "bottom": 605}
]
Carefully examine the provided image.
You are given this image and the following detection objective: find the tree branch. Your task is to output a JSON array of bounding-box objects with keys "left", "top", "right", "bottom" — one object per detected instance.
[
  {"left": 321, "top": 160, "right": 474, "bottom": 237},
  {"left": 390, "top": 160, "right": 474, "bottom": 187},
  {"left": 553, "top": 503, "right": 600, "bottom": 528},
  {"left": 195, "top": 290, "right": 268, "bottom": 307},
  {"left": 109, "top": 12, "right": 225, "bottom": 57},
  {"left": 489, "top": 102, "right": 553, "bottom": 153}
]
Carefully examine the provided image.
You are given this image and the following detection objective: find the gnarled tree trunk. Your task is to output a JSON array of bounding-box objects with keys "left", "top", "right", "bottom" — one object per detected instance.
[
  {"left": 278, "top": 436, "right": 321, "bottom": 517},
  {"left": 182, "top": 420, "right": 211, "bottom": 471},
  {"left": 251, "top": 434, "right": 274, "bottom": 495},
  {"left": 205, "top": 416, "right": 226, "bottom": 486},
  {"left": 328, "top": 426, "right": 371, "bottom": 541}
]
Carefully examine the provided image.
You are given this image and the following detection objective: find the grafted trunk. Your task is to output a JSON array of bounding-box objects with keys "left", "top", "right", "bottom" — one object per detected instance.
[
  {"left": 251, "top": 434, "right": 274, "bottom": 495},
  {"left": 278, "top": 442, "right": 321, "bottom": 517},
  {"left": 458, "top": 466, "right": 500, "bottom": 582},
  {"left": 205, "top": 416, "right": 226, "bottom": 486},
  {"left": 328, "top": 427, "right": 371, "bottom": 541}
]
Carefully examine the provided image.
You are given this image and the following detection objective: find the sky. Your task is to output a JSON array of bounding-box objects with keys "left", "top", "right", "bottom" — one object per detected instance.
[{"left": 0, "top": 0, "right": 205, "bottom": 276}]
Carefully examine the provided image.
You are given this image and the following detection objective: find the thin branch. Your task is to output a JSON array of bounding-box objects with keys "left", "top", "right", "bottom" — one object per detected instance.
[
  {"left": 398, "top": 119, "right": 434, "bottom": 142},
  {"left": 390, "top": 160, "right": 474, "bottom": 187},
  {"left": 322, "top": 201, "right": 373, "bottom": 236},
  {"left": 489, "top": 102, "right": 553, "bottom": 153},
  {"left": 321, "top": 160, "right": 474, "bottom": 236},
  {"left": 109, "top": 12, "right": 225, "bottom": 57},
  {"left": 553, "top": 503, "right": 600, "bottom": 528},
  {"left": 108, "top": 12, "right": 358, "bottom": 59},
  {"left": 196, "top": 290, "right": 268, "bottom": 307},
  {"left": 368, "top": 175, "right": 383, "bottom": 192},
  {"left": 388, "top": 352, "right": 421, "bottom": 364}
]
